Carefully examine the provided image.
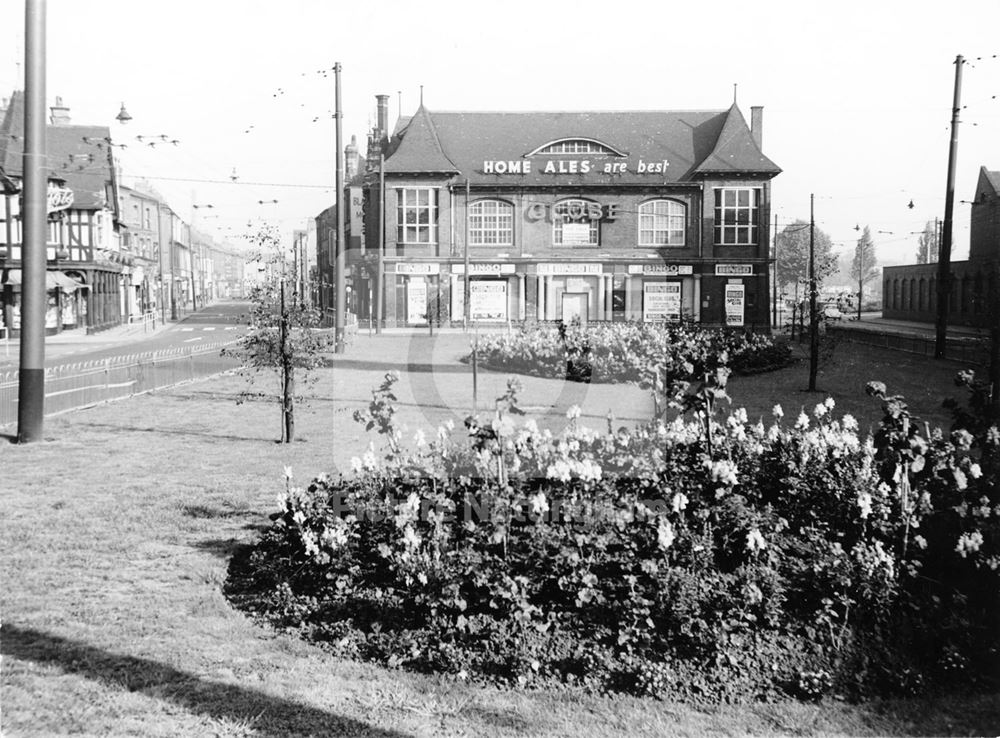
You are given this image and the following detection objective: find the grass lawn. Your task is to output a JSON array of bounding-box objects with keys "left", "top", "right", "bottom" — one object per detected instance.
[{"left": 1, "top": 332, "right": 996, "bottom": 737}]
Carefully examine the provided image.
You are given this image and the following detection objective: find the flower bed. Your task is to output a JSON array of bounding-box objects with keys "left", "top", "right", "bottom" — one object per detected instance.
[
  {"left": 465, "top": 322, "right": 794, "bottom": 385},
  {"left": 227, "top": 374, "right": 1000, "bottom": 703}
]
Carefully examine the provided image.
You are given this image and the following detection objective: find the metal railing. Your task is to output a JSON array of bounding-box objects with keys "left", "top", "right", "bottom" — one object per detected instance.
[
  {"left": 0, "top": 341, "right": 241, "bottom": 427},
  {"left": 127, "top": 310, "right": 159, "bottom": 332}
]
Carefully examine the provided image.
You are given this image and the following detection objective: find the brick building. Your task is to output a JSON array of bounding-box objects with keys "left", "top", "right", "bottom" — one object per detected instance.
[
  {"left": 883, "top": 167, "right": 1000, "bottom": 328},
  {"left": 348, "top": 96, "right": 780, "bottom": 329}
]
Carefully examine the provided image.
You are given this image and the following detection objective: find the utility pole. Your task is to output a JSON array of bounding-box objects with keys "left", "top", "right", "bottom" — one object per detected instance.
[
  {"left": 935, "top": 54, "right": 964, "bottom": 359},
  {"left": 334, "top": 62, "right": 346, "bottom": 353},
  {"left": 375, "top": 153, "right": 384, "bottom": 334},
  {"left": 772, "top": 212, "right": 778, "bottom": 329},
  {"left": 808, "top": 193, "right": 819, "bottom": 392},
  {"left": 464, "top": 179, "right": 470, "bottom": 330},
  {"left": 17, "top": 0, "right": 46, "bottom": 443}
]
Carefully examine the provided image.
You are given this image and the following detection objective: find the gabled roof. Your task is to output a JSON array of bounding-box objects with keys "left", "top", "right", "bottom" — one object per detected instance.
[
  {"left": 975, "top": 166, "right": 1000, "bottom": 199},
  {"left": 382, "top": 105, "right": 459, "bottom": 174},
  {"left": 381, "top": 104, "right": 781, "bottom": 185},
  {"left": 0, "top": 90, "right": 115, "bottom": 209},
  {"left": 692, "top": 104, "right": 781, "bottom": 175}
]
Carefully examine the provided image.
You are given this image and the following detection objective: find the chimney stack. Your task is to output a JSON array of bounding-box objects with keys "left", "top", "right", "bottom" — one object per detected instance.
[
  {"left": 50, "top": 95, "right": 71, "bottom": 125},
  {"left": 376, "top": 94, "right": 389, "bottom": 137},
  {"left": 345, "top": 135, "right": 359, "bottom": 180},
  {"left": 750, "top": 106, "right": 763, "bottom": 149}
]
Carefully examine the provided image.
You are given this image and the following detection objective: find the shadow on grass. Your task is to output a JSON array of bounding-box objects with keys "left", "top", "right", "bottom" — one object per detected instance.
[
  {"left": 193, "top": 538, "right": 247, "bottom": 560},
  {"left": 73, "top": 422, "right": 264, "bottom": 442},
  {"left": 1, "top": 623, "right": 409, "bottom": 738},
  {"left": 320, "top": 357, "right": 472, "bottom": 375}
]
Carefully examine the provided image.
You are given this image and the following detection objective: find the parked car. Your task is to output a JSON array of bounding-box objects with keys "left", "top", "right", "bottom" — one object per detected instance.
[{"left": 823, "top": 305, "right": 844, "bottom": 321}]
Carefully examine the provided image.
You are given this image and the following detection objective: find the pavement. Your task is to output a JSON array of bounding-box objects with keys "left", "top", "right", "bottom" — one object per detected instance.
[{"left": 835, "top": 315, "right": 990, "bottom": 341}]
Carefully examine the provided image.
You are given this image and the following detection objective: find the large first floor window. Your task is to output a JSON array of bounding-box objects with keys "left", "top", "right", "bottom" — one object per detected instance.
[
  {"left": 638, "top": 199, "right": 686, "bottom": 246},
  {"left": 397, "top": 188, "right": 438, "bottom": 244},
  {"left": 553, "top": 199, "right": 599, "bottom": 246},
  {"left": 714, "top": 188, "right": 760, "bottom": 245},
  {"left": 469, "top": 199, "right": 513, "bottom": 246}
]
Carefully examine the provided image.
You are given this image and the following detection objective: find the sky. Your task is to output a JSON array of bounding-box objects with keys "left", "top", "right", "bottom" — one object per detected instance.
[{"left": 2, "top": 0, "right": 999, "bottom": 265}]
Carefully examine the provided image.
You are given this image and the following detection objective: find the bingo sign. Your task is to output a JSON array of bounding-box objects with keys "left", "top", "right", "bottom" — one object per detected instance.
[
  {"left": 470, "top": 281, "right": 508, "bottom": 322},
  {"left": 725, "top": 284, "right": 746, "bottom": 327},
  {"left": 643, "top": 282, "right": 681, "bottom": 323}
]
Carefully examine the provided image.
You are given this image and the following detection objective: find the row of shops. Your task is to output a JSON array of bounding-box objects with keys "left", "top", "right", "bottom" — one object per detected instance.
[{"left": 359, "top": 261, "right": 764, "bottom": 327}]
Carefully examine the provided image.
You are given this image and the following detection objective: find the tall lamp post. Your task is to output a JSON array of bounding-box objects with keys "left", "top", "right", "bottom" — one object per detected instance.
[
  {"left": 17, "top": 0, "right": 47, "bottom": 443},
  {"left": 333, "top": 62, "right": 346, "bottom": 353}
]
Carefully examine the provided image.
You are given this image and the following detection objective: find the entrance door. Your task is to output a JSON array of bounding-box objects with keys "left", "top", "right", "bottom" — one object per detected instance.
[{"left": 561, "top": 292, "right": 588, "bottom": 325}]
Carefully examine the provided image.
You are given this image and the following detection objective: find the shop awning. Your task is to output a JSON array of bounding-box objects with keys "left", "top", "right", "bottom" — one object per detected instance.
[{"left": 2, "top": 270, "right": 85, "bottom": 291}]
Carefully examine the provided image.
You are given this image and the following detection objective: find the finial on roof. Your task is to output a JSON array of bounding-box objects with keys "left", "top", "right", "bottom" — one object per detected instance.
[
  {"left": 420, "top": 85, "right": 424, "bottom": 107},
  {"left": 733, "top": 83, "right": 738, "bottom": 105}
]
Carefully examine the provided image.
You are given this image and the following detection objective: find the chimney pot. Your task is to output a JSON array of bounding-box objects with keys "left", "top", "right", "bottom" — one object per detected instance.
[{"left": 50, "top": 95, "right": 71, "bottom": 125}]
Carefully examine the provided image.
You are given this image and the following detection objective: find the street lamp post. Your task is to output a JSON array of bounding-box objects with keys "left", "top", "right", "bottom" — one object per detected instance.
[{"left": 17, "top": 0, "right": 47, "bottom": 443}]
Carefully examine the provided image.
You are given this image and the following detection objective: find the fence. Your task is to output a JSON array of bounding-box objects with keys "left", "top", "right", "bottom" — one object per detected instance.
[
  {"left": 0, "top": 341, "right": 241, "bottom": 427},
  {"left": 827, "top": 324, "right": 990, "bottom": 365}
]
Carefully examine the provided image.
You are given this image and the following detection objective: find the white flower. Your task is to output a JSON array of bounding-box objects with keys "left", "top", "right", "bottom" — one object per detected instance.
[
  {"left": 824, "top": 397, "right": 835, "bottom": 410},
  {"left": 955, "top": 530, "right": 984, "bottom": 558},
  {"left": 708, "top": 459, "right": 739, "bottom": 487},
  {"left": 566, "top": 405, "right": 582, "bottom": 420},
  {"left": 362, "top": 447, "right": 378, "bottom": 471},
  {"left": 857, "top": 491, "right": 873, "bottom": 519},
  {"left": 413, "top": 429, "right": 426, "bottom": 447},
  {"left": 529, "top": 492, "right": 549, "bottom": 516},
  {"left": 546, "top": 459, "right": 572, "bottom": 483},
  {"left": 319, "top": 520, "right": 350, "bottom": 551},
  {"left": 283, "top": 465, "right": 294, "bottom": 481},
  {"left": 657, "top": 518, "right": 675, "bottom": 551},
  {"left": 350, "top": 456, "right": 363, "bottom": 474},
  {"left": 813, "top": 402, "right": 828, "bottom": 419},
  {"left": 746, "top": 528, "right": 767, "bottom": 553},
  {"left": 953, "top": 468, "right": 968, "bottom": 491},
  {"left": 523, "top": 418, "right": 539, "bottom": 435},
  {"left": 445, "top": 419, "right": 455, "bottom": 431},
  {"left": 772, "top": 404, "right": 784, "bottom": 419},
  {"left": 914, "top": 535, "right": 927, "bottom": 550},
  {"left": 671, "top": 492, "right": 689, "bottom": 513},
  {"left": 842, "top": 414, "right": 858, "bottom": 432},
  {"left": 969, "top": 463, "right": 983, "bottom": 480},
  {"left": 795, "top": 412, "right": 810, "bottom": 430},
  {"left": 402, "top": 525, "right": 422, "bottom": 550}
]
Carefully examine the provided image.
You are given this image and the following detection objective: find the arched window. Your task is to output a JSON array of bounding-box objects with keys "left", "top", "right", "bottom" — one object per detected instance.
[
  {"left": 893, "top": 279, "right": 900, "bottom": 309},
  {"left": 469, "top": 199, "right": 513, "bottom": 246},
  {"left": 918, "top": 278, "right": 926, "bottom": 311},
  {"left": 638, "top": 199, "right": 686, "bottom": 246},
  {"left": 553, "top": 199, "right": 599, "bottom": 246},
  {"left": 530, "top": 138, "right": 624, "bottom": 156}
]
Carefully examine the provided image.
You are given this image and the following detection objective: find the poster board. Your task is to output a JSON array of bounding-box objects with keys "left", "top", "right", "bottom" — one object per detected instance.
[
  {"left": 725, "top": 283, "right": 745, "bottom": 326},
  {"left": 643, "top": 282, "right": 681, "bottom": 322},
  {"left": 470, "top": 280, "right": 507, "bottom": 322},
  {"left": 407, "top": 279, "right": 427, "bottom": 324}
]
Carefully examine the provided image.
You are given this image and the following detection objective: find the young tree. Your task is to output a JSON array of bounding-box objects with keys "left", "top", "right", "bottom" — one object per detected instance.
[
  {"left": 916, "top": 220, "right": 940, "bottom": 264},
  {"left": 850, "top": 226, "right": 880, "bottom": 320},
  {"left": 222, "top": 225, "right": 332, "bottom": 443}
]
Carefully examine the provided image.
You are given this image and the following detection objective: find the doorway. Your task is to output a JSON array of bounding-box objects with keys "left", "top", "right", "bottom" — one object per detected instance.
[{"left": 561, "top": 292, "right": 588, "bottom": 325}]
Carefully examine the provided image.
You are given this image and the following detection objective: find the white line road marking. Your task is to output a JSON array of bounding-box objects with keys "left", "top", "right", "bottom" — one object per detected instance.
[
  {"left": 203, "top": 327, "right": 216, "bottom": 331},
  {"left": 180, "top": 327, "right": 194, "bottom": 332},
  {"left": 224, "top": 326, "right": 238, "bottom": 330},
  {"left": 183, "top": 337, "right": 204, "bottom": 342}
]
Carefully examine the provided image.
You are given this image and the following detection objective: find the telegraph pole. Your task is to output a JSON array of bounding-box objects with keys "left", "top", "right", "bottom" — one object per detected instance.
[
  {"left": 771, "top": 212, "right": 778, "bottom": 328},
  {"left": 808, "top": 193, "right": 819, "bottom": 392},
  {"left": 935, "top": 55, "right": 964, "bottom": 359},
  {"left": 334, "top": 62, "right": 346, "bottom": 353},
  {"left": 17, "top": 0, "right": 47, "bottom": 443},
  {"left": 375, "top": 153, "right": 384, "bottom": 334}
]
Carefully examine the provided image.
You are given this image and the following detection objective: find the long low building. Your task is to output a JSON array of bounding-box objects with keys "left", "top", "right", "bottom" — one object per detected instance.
[{"left": 346, "top": 96, "right": 781, "bottom": 329}]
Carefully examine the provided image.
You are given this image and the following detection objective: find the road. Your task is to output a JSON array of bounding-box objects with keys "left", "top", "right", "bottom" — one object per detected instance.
[{"left": 0, "top": 301, "right": 249, "bottom": 370}]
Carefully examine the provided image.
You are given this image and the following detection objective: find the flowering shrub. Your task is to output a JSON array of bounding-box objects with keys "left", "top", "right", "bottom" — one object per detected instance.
[
  {"left": 466, "top": 321, "right": 793, "bottom": 386},
  {"left": 227, "top": 374, "right": 1000, "bottom": 703}
]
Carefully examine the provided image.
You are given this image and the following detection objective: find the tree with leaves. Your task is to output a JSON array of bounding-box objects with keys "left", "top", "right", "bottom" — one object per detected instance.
[
  {"left": 221, "top": 225, "right": 332, "bottom": 443},
  {"left": 916, "top": 220, "right": 940, "bottom": 264},
  {"left": 850, "top": 226, "right": 880, "bottom": 320},
  {"left": 775, "top": 219, "right": 836, "bottom": 334}
]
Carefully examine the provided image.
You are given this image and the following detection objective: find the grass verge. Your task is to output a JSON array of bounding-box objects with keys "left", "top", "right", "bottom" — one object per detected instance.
[{"left": 1, "top": 333, "right": 995, "bottom": 736}]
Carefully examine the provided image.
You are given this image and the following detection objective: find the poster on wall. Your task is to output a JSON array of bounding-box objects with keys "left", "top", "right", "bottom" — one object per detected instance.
[
  {"left": 725, "top": 284, "right": 745, "bottom": 326},
  {"left": 407, "top": 279, "right": 428, "bottom": 324},
  {"left": 470, "top": 281, "right": 507, "bottom": 322},
  {"left": 643, "top": 282, "right": 681, "bottom": 322}
]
